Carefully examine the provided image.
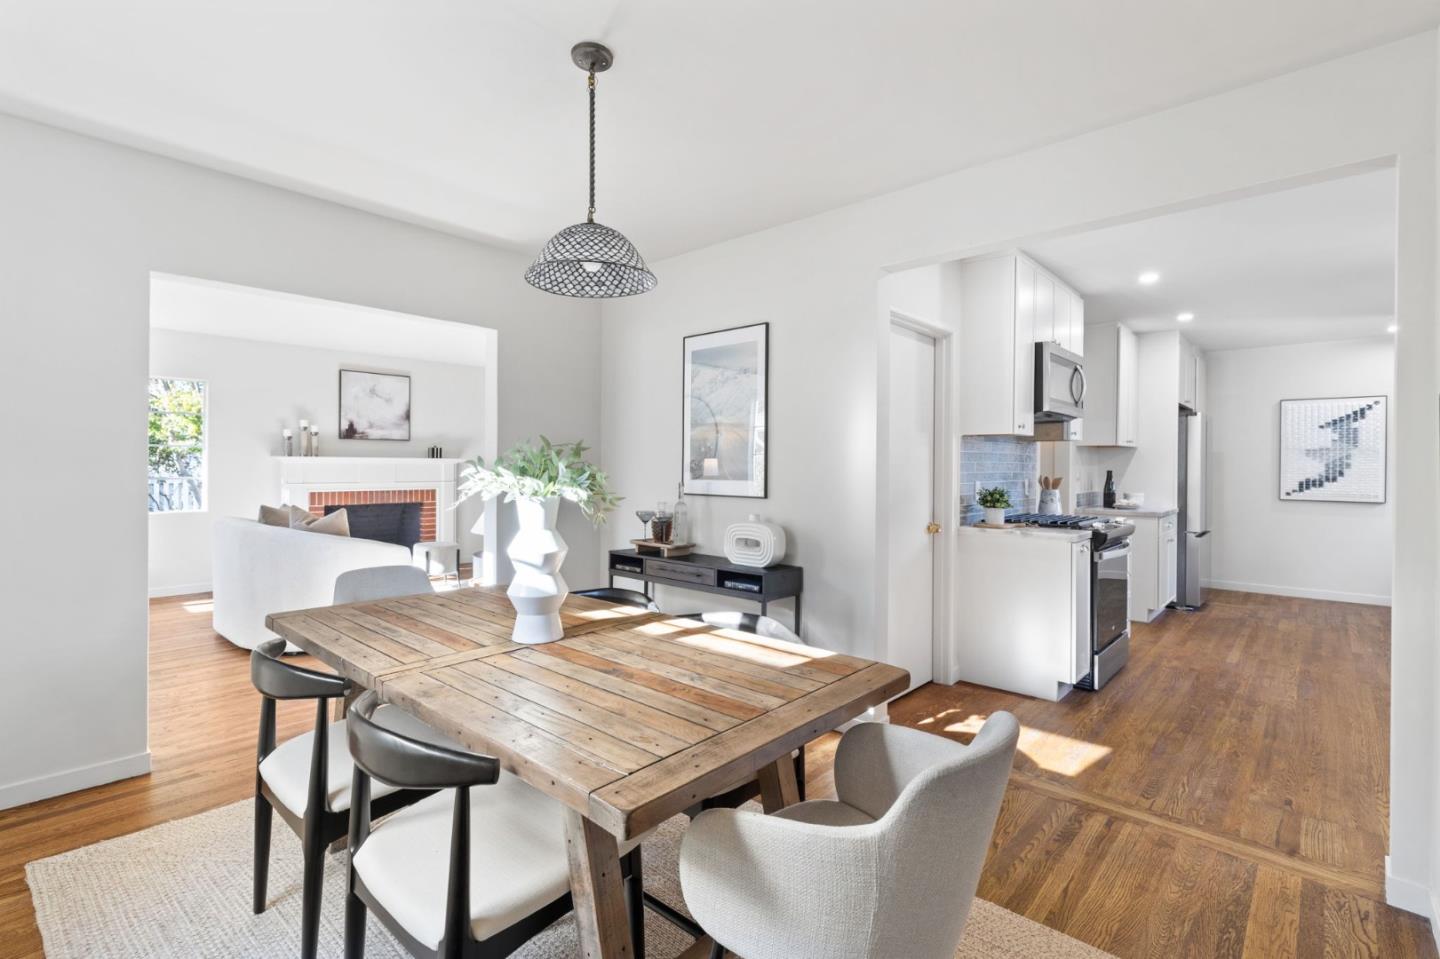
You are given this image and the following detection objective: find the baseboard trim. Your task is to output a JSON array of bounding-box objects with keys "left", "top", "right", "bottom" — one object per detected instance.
[
  {"left": 148, "top": 582, "right": 213, "bottom": 599},
  {"left": 0, "top": 750, "right": 151, "bottom": 812},
  {"left": 1385, "top": 857, "right": 1438, "bottom": 947},
  {"left": 1203, "top": 578, "right": 1390, "bottom": 607}
]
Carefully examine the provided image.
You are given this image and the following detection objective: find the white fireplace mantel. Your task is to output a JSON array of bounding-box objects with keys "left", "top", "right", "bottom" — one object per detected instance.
[{"left": 275, "top": 456, "right": 463, "bottom": 543}]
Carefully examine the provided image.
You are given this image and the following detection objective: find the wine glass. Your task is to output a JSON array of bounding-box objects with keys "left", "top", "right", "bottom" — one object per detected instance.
[{"left": 635, "top": 509, "right": 655, "bottom": 542}]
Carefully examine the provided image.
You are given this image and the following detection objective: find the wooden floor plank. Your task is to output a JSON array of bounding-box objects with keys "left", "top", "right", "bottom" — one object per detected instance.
[{"left": 0, "top": 588, "right": 1433, "bottom": 959}]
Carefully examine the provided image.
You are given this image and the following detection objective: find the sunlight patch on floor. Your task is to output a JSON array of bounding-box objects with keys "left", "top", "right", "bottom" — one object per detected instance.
[
  {"left": 180, "top": 599, "right": 214, "bottom": 614},
  {"left": 919, "top": 709, "right": 1113, "bottom": 777}
]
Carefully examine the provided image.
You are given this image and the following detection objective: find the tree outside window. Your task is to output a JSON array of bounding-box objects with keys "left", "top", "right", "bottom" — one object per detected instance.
[{"left": 148, "top": 378, "right": 207, "bottom": 512}]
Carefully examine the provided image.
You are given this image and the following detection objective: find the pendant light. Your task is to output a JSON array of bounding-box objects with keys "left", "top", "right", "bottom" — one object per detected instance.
[{"left": 525, "top": 42, "right": 657, "bottom": 298}]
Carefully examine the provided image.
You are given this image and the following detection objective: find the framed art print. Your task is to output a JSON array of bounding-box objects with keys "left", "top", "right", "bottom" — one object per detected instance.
[
  {"left": 682, "top": 322, "right": 767, "bottom": 497},
  {"left": 339, "top": 369, "right": 412, "bottom": 441},
  {"left": 1278, "top": 395, "right": 1386, "bottom": 503}
]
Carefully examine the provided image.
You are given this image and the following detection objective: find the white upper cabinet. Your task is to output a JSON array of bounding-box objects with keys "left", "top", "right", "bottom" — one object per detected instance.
[
  {"left": 1179, "top": 336, "right": 1199, "bottom": 410},
  {"left": 956, "top": 254, "right": 1032, "bottom": 436},
  {"left": 1033, "top": 270, "right": 1055, "bottom": 345},
  {"left": 1066, "top": 288, "right": 1085, "bottom": 356},
  {"left": 1078, "top": 321, "right": 1138, "bottom": 448},
  {"left": 956, "top": 252, "right": 1084, "bottom": 438}
]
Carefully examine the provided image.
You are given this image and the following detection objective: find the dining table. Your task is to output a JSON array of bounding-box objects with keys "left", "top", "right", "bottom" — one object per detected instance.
[{"left": 266, "top": 584, "right": 910, "bottom": 959}]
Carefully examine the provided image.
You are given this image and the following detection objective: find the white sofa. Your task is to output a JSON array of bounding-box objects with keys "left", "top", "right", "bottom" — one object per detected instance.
[{"left": 212, "top": 516, "right": 414, "bottom": 650}]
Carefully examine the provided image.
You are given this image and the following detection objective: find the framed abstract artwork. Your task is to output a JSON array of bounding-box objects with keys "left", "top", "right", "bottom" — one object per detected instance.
[
  {"left": 1278, "top": 395, "right": 1386, "bottom": 503},
  {"left": 682, "top": 323, "right": 767, "bottom": 498},
  {"left": 339, "top": 369, "right": 411, "bottom": 441}
]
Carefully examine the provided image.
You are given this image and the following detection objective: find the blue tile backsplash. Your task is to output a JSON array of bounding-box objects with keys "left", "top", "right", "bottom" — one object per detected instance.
[{"left": 960, "top": 435, "right": 1037, "bottom": 524}]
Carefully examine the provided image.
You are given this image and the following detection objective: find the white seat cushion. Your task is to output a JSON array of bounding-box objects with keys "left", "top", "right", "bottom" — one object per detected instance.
[
  {"left": 258, "top": 705, "right": 450, "bottom": 817},
  {"left": 353, "top": 776, "right": 641, "bottom": 949},
  {"left": 771, "top": 798, "right": 875, "bottom": 828}
]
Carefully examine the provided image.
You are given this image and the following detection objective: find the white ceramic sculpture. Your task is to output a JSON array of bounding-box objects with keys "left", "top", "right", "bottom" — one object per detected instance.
[
  {"left": 724, "top": 514, "right": 787, "bottom": 568},
  {"left": 507, "top": 496, "right": 569, "bottom": 643}
]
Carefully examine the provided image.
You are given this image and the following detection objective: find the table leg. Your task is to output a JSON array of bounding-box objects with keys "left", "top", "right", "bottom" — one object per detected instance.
[
  {"left": 757, "top": 754, "right": 801, "bottom": 813},
  {"left": 563, "top": 809, "right": 635, "bottom": 959}
]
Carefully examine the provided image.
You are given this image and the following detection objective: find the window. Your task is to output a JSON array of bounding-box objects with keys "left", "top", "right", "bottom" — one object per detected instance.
[{"left": 148, "top": 378, "right": 207, "bottom": 512}]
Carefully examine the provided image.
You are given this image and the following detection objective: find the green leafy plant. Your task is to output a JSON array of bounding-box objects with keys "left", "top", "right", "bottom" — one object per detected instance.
[
  {"left": 455, "top": 437, "right": 621, "bottom": 526},
  {"left": 976, "top": 486, "right": 1013, "bottom": 509}
]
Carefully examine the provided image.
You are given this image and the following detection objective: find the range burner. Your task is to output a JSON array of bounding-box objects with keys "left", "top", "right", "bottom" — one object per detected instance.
[
  {"left": 1007, "top": 513, "right": 1105, "bottom": 529},
  {"left": 1005, "top": 512, "right": 1135, "bottom": 548}
]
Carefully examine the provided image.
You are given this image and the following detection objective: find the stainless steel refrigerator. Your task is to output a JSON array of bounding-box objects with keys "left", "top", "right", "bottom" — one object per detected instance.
[{"left": 1175, "top": 410, "right": 1210, "bottom": 610}]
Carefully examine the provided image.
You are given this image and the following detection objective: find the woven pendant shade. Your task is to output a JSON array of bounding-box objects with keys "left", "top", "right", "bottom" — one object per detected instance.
[
  {"left": 524, "top": 221, "right": 657, "bottom": 298},
  {"left": 526, "top": 42, "right": 655, "bottom": 299}
]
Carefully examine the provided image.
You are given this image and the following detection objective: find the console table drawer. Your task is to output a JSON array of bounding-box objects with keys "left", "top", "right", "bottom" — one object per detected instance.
[{"left": 644, "top": 559, "right": 717, "bottom": 587}]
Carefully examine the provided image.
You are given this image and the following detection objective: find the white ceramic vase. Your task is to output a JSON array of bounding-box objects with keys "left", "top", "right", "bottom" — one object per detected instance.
[
  {"left": 983, "top": 506, "right": 1007, "bottom": 526},
  {"left": 506, "top": 496, "right": 569, "bottom": 644}
]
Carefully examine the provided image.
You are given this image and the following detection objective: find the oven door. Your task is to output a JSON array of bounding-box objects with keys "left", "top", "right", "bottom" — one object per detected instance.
[
  {"left": 1034, "top": 342, "right": 1086, "bottom": 421},
  {"left": 1093, "top": 542, "right": 1130, "bottom": 653}
]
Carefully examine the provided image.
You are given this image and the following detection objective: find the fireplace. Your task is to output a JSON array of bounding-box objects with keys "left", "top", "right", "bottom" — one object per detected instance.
[
  {"left": 323, "top": 502, "right": 422, "bottom": 547},
  {"left": 307, "top": 488, "right": 437, "bottom": 545}
]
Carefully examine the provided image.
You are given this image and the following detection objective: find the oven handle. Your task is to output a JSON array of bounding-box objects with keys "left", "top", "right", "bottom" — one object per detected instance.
[{"left": 1097, "top": 542, "right": 1131, "bottom": 561}]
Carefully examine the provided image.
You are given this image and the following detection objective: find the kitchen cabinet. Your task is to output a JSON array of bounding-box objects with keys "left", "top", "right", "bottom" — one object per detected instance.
[
  {"left": 1179, "top": 337, "right": 1198, "bottom": 410},
  {"left": 956, "top": 254, "right": 1034, "bottom": 436},
  {"left": 1058, "top": 286, "right": 1085, "bottom": 355},
  {"left": 1125, "top": 512, "right": 1178, "bottom": 622},
  {"left": 953, "top": 526, "right": 1092, "bottom": 701},
  {"left": 957, "top": 252, "right": 1084, "bottom": 438},
  {"left": 1078, "top": 322, "right": 1138, "bottom": 447}
]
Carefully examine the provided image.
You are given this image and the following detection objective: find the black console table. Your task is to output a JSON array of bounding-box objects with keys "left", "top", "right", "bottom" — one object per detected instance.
[{"left": 607, "top": 549, "right": 804, "bottom": 632}]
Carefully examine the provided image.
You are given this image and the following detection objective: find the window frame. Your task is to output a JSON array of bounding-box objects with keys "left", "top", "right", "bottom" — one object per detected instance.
[{"left": 147, "top": 375, "right": 209, "bottom": 515}]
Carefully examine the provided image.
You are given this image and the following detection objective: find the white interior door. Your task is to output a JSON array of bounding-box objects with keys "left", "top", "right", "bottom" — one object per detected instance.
[{"left": 888, "top": 324, "right": 937, "bottom": 690}]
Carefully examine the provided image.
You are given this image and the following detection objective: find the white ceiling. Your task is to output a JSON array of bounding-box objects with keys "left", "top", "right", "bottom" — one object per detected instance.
[
  {"left": 150, "top": 273, "right": 490, "bottom": 367},
  {"left": 1024, "top": 168, "right": 1397, "bottom": 352},
  {"left": 1, "top": 2, "right": 1435, "bottom": 261}
]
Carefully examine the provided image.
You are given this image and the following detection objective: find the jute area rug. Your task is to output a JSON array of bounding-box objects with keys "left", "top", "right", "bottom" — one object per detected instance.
[{"left": 26, "top": 800, "right": 1114, "bottom": 958}]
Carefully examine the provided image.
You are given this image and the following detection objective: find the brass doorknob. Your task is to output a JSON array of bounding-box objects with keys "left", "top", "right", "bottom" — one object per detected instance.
[{"left": 926, "top": 522, "right": 942, "bottom": 534}]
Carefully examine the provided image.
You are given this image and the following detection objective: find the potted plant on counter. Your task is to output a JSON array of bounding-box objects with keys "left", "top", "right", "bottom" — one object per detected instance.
[
  {"left": 455, "top": 437, "right": 620, "bottom": 644},
  {"left": 977, "top": 486, "right": 1013, "bottom": 526}
]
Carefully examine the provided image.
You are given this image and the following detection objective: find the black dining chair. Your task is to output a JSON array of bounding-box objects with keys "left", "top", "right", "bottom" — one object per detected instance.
[
  {"left": 573, "top": 586, "right": 659, "bottom": 610},
  {"left": 678, "top": 612, "right": 808, "bottom": 806},
  {"left": 342, "top": 691, "right": 647, "bottom": 959},
  {"left": 250, "top": 639, "right": 438, "bottom": 959}
]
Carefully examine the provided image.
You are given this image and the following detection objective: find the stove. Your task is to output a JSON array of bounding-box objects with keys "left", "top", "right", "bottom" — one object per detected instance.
[{"left": 1006, "top": 513, "right": 1134, "bottom": 549}]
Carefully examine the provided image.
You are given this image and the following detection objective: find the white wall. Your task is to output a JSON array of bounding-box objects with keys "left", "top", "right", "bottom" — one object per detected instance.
[
  {"left": 0, "top": 111, "right": 604, "bottom": 810},
  {"left": 1203, "top": 338, "right": 1395, "bottom": 605},
  {"left": 598, "top": 34, "right": 1438, "bottom": 918},
  {"left": 148, "top": 328, "right": 489, "bottom": 595}
]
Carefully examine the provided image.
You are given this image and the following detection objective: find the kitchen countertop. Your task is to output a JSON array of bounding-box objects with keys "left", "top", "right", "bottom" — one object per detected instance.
[
  {"left": 1087, "top": 505, "right": 1178, "bottom": 518},
  {"left": 956, "top": 524, "right": 1092, "bottom": 544}
]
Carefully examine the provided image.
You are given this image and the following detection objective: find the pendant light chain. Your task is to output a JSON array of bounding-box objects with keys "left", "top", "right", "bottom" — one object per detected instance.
[{"left": 587, "top": 71, "right": 597, "bottom": 224}]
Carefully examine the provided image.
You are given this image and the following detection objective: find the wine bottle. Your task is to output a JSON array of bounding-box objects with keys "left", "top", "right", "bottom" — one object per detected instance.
[
  {"left": 1103, "top": 470, "right": 1116, "bottom": 508},
  {"left": 673, "top": 481, "right": 690, "bottom": 545}
]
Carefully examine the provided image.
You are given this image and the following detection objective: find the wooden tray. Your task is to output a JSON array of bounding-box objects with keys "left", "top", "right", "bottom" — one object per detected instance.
[{"left": 630, "top": 539, "right": 695, "bottom": 557}]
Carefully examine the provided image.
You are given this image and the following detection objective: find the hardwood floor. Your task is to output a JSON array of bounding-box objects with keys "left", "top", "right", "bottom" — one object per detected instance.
[{"left": 0, "top": 588, "right": 1432, "bottom": 957}]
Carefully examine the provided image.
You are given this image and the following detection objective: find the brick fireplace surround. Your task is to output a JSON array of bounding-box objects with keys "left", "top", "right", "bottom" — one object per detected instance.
[{"left": 307, "top": 488, "right": 437, "bottom": 543}]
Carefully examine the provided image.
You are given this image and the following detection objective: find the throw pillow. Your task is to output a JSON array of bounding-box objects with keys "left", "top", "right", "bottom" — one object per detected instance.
[
  {"left": 300, "top": 508, "right": 351, "bottom": 537},
  {"left": 257, "top": 504, "right": 308, "bottom": 527}
]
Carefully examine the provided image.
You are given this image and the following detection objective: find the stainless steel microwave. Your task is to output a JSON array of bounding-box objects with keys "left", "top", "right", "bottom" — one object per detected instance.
[{"left": 1034, "top": 341, "right": 1085, "bottom": 421}]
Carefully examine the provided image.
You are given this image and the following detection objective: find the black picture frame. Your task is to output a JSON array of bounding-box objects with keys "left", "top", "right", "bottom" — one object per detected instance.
[
  {"left": 681, "top": 322, "right": 768, "bottom": 498},
  {"left": 338, "top": 369, "right": 412, "bottom": 441}
]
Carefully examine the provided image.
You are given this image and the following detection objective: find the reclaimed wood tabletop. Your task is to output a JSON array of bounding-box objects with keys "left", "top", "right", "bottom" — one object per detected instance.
[{"left": 267, "top": 585, "right": 909, "bottom": 959}]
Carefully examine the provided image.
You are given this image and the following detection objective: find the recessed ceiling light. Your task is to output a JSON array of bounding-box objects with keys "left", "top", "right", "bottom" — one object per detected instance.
[
  {"left": 1387, "top": 323, "right": 1398, "bottom": 333},
  {"left": 1177, "top": 312, "right": 1194, "bottom": 322},
  {"left": 1137, "top": 271, "right": 1160, "bottom": 285}
]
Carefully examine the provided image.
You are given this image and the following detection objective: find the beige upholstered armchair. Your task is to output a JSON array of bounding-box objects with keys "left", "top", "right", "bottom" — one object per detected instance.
[{"left": 678, "top": 712, "right": 1020, "bottom": 959}]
